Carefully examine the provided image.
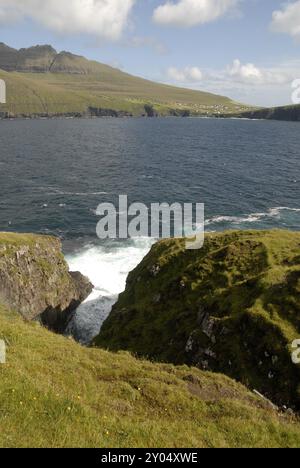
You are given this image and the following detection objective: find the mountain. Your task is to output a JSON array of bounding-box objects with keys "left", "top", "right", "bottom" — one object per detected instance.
[
  {"left": 0, "top": 43, "right": 251, "bottom": 118},
  {"left": 95, "top": 230, "right": 300, "bottom": 409}
]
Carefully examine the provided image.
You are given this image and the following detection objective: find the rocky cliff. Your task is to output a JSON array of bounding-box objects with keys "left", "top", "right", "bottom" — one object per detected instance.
[
  {"left": 0, "top": 43, "right": 92, "bottom": 74},
  {"left": 0, "top": 233, "right": 92, "bottom": 332},
  {"left": 232, "top": 104, "right": 300, "bottom": 122},
  {"left": 95, "top": 230, "right": 300, "bottom": 408}
]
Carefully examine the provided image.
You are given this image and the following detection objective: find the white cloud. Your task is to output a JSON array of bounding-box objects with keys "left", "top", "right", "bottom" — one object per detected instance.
[
  {"left": 166, "top": 60, "right": 290, "bottom": 87},
  {"left": 167, "top": 66, "right": 203, "bottom": 82},
  {"left": 227, "top": 59, "right": 263, "bottom": 83},
  {"left": 226, "top": 59, "right": 290, "bottom": 85},
  {"left": 271, "top": 0, "right": 300, "bottom": 39},
  {"left": 162, "top": 59, "right": 298, "bottom": 106},
  {"left": 153, "top": 0, "right": 239, "bottom": 27},
  {"left": 0, "top": 0, "right": 135, "bottom": 40}
]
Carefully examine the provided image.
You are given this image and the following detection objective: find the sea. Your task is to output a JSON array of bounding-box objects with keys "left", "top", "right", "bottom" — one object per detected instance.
[{"left": 0, "top": 117, "right": 299, "bottom": 343}]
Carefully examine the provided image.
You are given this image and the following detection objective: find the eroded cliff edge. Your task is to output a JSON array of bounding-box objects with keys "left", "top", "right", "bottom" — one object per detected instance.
[
  {"left": 0, "top": 232, "right": 92, "bottom": 332},
  {"left": 95, "top": 230, "right": 300, "bottom": 408}
]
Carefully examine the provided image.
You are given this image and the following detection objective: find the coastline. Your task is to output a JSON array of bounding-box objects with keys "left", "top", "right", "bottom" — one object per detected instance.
[{"left": 1, "top": 109, "right": 299, "bottom": 122}]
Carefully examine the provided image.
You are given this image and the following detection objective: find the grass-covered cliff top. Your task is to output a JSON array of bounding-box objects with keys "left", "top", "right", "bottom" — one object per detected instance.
[
  {"left": 96, "top": 230, "right": 300, "bottom": 408},
  {"left": 0, "top": 232, "right": 60, "bottom": 247},
  {"left": 0, "top": 304, "right": 300, "bottom": 448}
]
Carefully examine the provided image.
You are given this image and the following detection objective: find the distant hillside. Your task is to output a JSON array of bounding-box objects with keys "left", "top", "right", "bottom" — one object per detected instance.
[{"left": 0, "top": 43, "right": 251, "bottom": 118}]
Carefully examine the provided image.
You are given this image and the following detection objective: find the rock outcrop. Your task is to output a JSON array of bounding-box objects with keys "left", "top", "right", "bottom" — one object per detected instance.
[
  {"left": 0, "top": 233, "right": 93, "bottom": 332},
  {"left": 231, "top": 104, "right": 300, "bottom": 122},
  {"left": 95, "top": 230, "right": 300, "bottom": 408},
  {"left": 0, "top": 43, "right": 93, "bottom": 74},
  {"left": 0, "top": 43, "right": 57, "bottom": 73}
]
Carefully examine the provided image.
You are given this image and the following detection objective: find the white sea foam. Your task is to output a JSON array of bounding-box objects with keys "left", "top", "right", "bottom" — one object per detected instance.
[
  {"left": 43, "top": 187, "right": 109, "bottom": 196},
  {"left": 65, "top": 237, "right": 154, "bottom": 344},
  {"left": 206, "top": 206, "right": 300, "bottom": 226}
]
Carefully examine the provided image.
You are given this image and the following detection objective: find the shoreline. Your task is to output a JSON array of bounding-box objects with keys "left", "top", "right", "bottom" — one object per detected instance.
[{"left": 0, "top": 113, "right": 299, "bottom": 123}]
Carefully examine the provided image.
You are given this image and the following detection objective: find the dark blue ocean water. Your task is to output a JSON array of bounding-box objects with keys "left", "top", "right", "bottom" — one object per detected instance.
[{"left": 0, "top": 117, "right": 299, "bottom": 342}]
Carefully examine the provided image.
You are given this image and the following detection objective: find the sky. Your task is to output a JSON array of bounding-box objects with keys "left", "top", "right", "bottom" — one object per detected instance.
[{"left": 0, "top": 0, "right": 300, "bottom": 106}]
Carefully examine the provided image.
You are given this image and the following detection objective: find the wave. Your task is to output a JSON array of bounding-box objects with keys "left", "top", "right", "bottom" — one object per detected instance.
[
  {"left": 205, "top": 206, "right": 300, "bottom": 227},
  {"left": 65, "top": 237, "right": 154, "bottom": 344},
  {"left": 40, "top": 187, "right": 109, "bottom": 196}
]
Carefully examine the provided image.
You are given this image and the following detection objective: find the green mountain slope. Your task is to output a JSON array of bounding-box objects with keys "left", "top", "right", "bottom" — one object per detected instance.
[
  {"left": 0, "top": 43, "right": 251, "bottom": 117},
  {"left": 1, "top": 304, "right": 300, "bottom": 448},
  {"left": 95, "top": 230, "right": 300, "bottom": 408}
]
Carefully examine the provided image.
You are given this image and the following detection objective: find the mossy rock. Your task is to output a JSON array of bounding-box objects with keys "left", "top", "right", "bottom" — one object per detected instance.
[
  {"left": 95, "top": 230, "right": 300, "bottom": 408},
  {"left": 0, "top": 232, "right": 92, "bottom": 331}
]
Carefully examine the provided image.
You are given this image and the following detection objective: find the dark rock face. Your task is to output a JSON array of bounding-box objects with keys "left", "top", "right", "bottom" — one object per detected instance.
[
  {"left": 39, "top": 271, "right": 93, "bottom": 333},
  {"left": 0, "top": 233, "right": 93, "bottom": 333},
  {"left": 0, "top": 43, "right": 20, "bottom": 71},
  {"left": 0, "top": 43, "right": 93, "bottom": 75},
  {"left": 234, "top": 105, "right": 300, "bottom": 122},
  {"left": 88, "top": 107, "right": 133, "bottom": 117},
  {"left": 0, "top": 43, "right": 57, "bottom": 73},
  {"left": 17, "top": 45, "right": 57, "bottom": 73}
]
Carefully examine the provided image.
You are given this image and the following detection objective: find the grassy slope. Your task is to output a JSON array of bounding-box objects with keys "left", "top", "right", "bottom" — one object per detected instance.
[
  {"left": 0, "top": 305, "right": 300, "bottom": 448},
  {"left": 96, "top": 230, "right": 300, "bottom": 407},
  {"left": 0, "top": 64, "right": 251, "bottom": 117}
]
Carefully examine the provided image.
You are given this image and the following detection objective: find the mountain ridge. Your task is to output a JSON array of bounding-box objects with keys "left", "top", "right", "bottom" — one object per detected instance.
[{"left": 0, "top": 42, "right": 251, "bottom": 118}]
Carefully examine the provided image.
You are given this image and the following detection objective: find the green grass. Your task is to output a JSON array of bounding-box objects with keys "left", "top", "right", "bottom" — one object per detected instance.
[
  {"left": 0, "top": 304, "right": 300, "bottom": 448},
  {"left": 0, "top": 231, "right": 58, "bottom": 246},
  {"left": 96, "top": 230, "right": 300, "bottom": 408}
]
